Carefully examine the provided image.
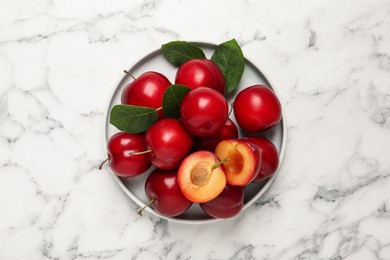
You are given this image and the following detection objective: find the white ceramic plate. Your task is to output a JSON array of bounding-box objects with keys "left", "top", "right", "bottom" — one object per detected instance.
[{"left": 103, "top": 42, "right": 287, "bottom": 224}]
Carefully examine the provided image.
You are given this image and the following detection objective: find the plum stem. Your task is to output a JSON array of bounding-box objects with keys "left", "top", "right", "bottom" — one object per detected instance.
[
  {"left": 212, "top": 158, "right": 230, "bottom": 170},
  {"left": 137, "top": 198, "right": 156, "bottom": 216},
  {"left": 99, "top": 156, "right": 111, "bottom": 170},
  {"left": 228, "top": 102, "right": 234, "bottom": 117},
  {"left": 123, "top": 70, "right": 136, "bottom": 80},
  {"left": 131, "top": 150, "right": 153, "bottom": 155}
]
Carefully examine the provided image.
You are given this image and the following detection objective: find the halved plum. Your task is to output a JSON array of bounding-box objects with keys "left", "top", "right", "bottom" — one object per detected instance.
[
  {"left": 215, "top": 139, "right": 261, "bottom": 186},
  {"left": 177, "top": 151, "right": 226, "bottom": 203}
]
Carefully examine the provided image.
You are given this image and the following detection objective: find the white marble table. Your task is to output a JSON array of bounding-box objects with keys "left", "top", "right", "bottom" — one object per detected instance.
[{"left": 1, "top": 0, "right": 390, "bottom": 259}]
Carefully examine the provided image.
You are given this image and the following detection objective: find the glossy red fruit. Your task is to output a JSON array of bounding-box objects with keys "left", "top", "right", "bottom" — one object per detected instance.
[
  {"left": 145, "top": 118, "right": 193, "bottom": 170},
  {"left": 180, "top": 87, "right": 228, "bottom": 137},
  {"left": 244, "top": 136, "right": 279, "bottom": 182},
  {"left": 175, "top": 59, "right": 225, "bottom": 95},
  {"left": 234, "top": 85, "right": 282, "bottom": 132},
  {"left": 143, "top": 169, "right": 192, "bottom": 217},
  {"left": 103, "top": 132, "right": 151, "bottom": 177},
  {"left": 193, "top": 118, "right": 238, "bottom": 152},
  {"left": 200, "top": 185, "right": 245, "bottom": 219},
  {"left": 121, "top": 71, "right": 171, "bottom": 118}
]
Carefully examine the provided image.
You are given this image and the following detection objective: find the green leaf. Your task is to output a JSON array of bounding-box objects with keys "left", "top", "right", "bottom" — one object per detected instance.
[
  {"left": 162, "top": 84, "right": 191, "bottom": 118},
  {"left": 211, "top": 39, "right": 245, "bottom": 94},
  {"left": 162, "top": 41, "right": 206, "bottom": 66},
  {"left": 110, "top": 105, "right": 158, "bottom": 133}
]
